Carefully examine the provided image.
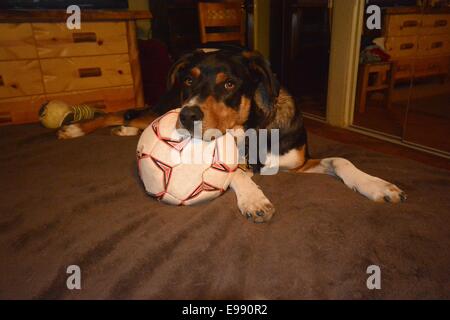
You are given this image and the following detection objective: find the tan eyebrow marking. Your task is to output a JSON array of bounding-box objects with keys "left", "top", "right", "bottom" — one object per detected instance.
[
  {"left": 215, "top": 72, "right": 227, "bottom": 84},
  {"left": 190, "top": 67, "right": 201, "bottom": 78}
]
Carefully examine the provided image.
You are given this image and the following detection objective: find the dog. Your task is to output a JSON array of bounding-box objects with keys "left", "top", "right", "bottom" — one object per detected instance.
[{"left": 58, "top": 49, "right": 406, "bottom": 223}]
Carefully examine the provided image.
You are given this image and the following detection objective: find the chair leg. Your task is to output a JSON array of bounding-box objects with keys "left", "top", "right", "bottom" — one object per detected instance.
[
  {"left": 358, "top": 65, "right": 369, "bottom": 114},
  {"left": 387, "top": 62, "right": 396, "bottom": 111}
]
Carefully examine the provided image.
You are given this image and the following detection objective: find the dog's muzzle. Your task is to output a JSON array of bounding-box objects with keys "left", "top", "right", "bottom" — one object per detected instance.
[{"left": 179, "top": 106, "right": 204, "bottom": 131}]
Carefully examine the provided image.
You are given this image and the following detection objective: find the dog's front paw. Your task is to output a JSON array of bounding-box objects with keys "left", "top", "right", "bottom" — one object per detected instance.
[
  {"left": 237, "top": 189, "right": 275, "bottom": 223},
  {"left": 111, "top": 126, "right": 140, "bottom": 136},
  {"left": 57, "top": 124, "right": 85, "bottom": 139},
  {"left": 356, "top": 177, "right": 407, "bottom": 203}
]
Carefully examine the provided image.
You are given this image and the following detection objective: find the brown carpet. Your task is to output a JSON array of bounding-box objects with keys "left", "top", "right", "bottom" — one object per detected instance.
[{"left": 0, "top": 123, "right": 449, "bottom": 299}]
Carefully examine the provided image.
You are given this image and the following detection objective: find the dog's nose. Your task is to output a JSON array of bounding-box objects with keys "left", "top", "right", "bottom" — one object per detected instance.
[{"left": 179, "top": 106, "right": 204, "bottom": 129}]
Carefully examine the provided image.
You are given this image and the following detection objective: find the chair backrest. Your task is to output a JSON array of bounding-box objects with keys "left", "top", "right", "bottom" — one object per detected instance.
[{"left": 198, "top": 2, "right": 245, "bottom": 45}]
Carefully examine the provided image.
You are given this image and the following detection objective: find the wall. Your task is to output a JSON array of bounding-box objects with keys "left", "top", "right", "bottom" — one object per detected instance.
[
  {"left": 253, "top": 0, "right": 270, "bottom": 58},
  {"left": 128, "top": 0, "right": 152, "bottom": 39},
  {"left": 326, "top": 0, "right": 363, "bottom": 127}
]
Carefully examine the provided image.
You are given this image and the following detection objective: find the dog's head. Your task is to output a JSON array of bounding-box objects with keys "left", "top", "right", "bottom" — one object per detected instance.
[{"left": 164, "top": 49, "right": 279, "bottom": 138}]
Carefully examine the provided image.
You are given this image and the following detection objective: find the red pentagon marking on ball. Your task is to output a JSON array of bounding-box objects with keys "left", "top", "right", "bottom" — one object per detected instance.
[
  {"left": 210, "top": 146, "right": 237, "bottom": 173},
  {"left": 151, "top": 112, "right": 191, "bottom": 152},
  {"left": 150, "top": 156, "right": 173, "bottom": 190},
  {"left": 181, "top": 181, "right": 223, "bottom": 205},
  {"left": 163, "top": 136, "right": 191, "bottom": 151},
  {"left": 137, "top": 154, "right": 166, "bottom": 200},
  {"left": 137, "top": 152, "right": 151, "bottom": 176},
  {"left": 151, "top": 110, "right": 182, "bottom": 139},
  {"left": 153, "top": 191, "right": 165, "bottom": 201}
]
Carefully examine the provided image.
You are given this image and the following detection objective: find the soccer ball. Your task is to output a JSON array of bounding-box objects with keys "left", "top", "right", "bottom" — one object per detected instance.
[{"left": 137, "top": 109, "right": 239, "bottom": 205}]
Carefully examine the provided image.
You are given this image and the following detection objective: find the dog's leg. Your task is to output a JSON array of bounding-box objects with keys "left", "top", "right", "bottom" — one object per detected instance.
[
  {"left": 296, "top": 158, "right": 407, "bottom": 203},
  {"left": 111, "top": 126, "right": 141, "bottom": 136},
  {"left": 58, "top": 112, "right": 126, "bottom": 139},
  {"left": 58, "top": 111, "right": 158, "bottom": 139},
  {"left": 229, "top": 168, "right": 275, "bottom": 223},
  {"left": 111, "top": 113, "right": 158, "bottom": 136}
]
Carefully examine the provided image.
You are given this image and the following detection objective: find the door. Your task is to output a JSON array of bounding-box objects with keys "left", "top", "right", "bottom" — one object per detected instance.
[
  {"left": 352, "top": 1, "right": 450, "bottom": 155},
  {"left": 270, "top": 0, "right": 332, "bottom": 118}
]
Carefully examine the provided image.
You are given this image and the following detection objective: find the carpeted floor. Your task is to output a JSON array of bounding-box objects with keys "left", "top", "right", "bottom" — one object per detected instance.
[{"left": 0, "top": 123, "right": 449, "bottom": 299}]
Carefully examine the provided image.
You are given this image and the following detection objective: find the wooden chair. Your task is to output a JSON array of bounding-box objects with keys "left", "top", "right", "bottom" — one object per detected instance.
[
  {"left": 357, "top": 62, "right": 394, "bottom": 113},
  {"left": 198, "top": 2, "right": 245, "bottom": 46}
]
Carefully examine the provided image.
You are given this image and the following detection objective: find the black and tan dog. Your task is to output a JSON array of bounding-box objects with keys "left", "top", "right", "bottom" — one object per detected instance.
[{"left": 58, "top": 49, "right": 406, "bottom": 223}]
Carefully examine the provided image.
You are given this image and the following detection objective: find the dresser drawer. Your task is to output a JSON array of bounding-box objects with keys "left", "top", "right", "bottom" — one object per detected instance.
[
  {"left": 40, "top": 54, "right": 133, "bottom": 93},
  {"left": 0, "top": 23, "right": 38, "bottom": 60},
  {"left": 418, "top": 35, "right": 450, "bottom": 57},
  {"left": 394, "top": 59, "right": 415, "bottom": 80},
  {"left": 46, "top": 86, "right": 136, "bottom": 113},
  {"left": 420, "top": 14, "right": 450, "bottom": 35},
  {"left": 414, "top": 56, "right": 449, "bottom": 77},
  {"left": 385, "top": 14, "right": 422, "bottom": 37},
  {"left": 0, "top": 86, "right": 136, "bottom": 126},
  {"left": 33, "top": 22, "right": 128, "bottom": 58},
  {"left": 0, "top": 95, "right": 47, "bottom": 125},
  {"left": 394, "top": 57, "right": 449, "bottom": 80},
  {"left": 0, "top": 60, "right": 44, "bottom": 98},
  {"left": 385, "top": 36, "right": 418, "bottom": 59}
]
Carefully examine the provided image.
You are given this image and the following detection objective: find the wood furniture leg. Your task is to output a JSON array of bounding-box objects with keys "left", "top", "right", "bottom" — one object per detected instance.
[
  {"left": 387, "top": 62, "right": 396, "bottom": 111},
  {"left": 127, "top": 20, "right": 145, "bottom": 108},
  {"left": 358, "top": 64, "right": 369, "bottom": 114}
]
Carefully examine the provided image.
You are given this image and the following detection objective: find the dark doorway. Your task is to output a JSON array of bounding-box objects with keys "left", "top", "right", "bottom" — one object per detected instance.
[
  {"left": 149, "top": 0, "right": 254, "bottom": 59},
  {"left": 270, "top": 0, "right": 332, "bottom": 118}
]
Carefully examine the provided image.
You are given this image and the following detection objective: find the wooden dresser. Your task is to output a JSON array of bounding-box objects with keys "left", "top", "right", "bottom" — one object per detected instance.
[
  {"left": 0, "top": 10, "right": 151, "bottom": 125},
  {"left": 383, "top": 8, "right": 450, "bottom": 82}
]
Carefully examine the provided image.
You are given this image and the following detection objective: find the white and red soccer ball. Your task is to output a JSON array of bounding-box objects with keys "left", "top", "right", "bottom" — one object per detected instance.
[{"left": 136, "top": 109, "right": 239, "bottom": 205}]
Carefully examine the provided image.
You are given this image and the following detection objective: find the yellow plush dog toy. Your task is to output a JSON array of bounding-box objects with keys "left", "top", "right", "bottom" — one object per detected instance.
[{"left": 38, "top": 100, "right": 104, "bottom": 129}]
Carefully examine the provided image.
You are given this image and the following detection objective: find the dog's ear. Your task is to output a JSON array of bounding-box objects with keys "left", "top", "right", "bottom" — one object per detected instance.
[
  {"left": 166, "top": 50, "right": 204, "bottom": 90},
  {"left": 153, "top": 50, "right": 205, "bottom": 114},
  {"left": 242, "top": 50, "right": 280, "bottom": 111}
]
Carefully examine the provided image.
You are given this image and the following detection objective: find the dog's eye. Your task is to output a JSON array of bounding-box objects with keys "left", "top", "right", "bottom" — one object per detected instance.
[
  {"left": 184, "top": 77, "right": 193, "bottom": 86},
  {"left": 224, "top": 79, "right": 235, "bottom": 90}
]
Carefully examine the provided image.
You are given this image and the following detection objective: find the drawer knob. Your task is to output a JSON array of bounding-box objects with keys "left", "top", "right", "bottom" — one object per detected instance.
[
  {"left": 401, "top": 20, "right": 419, "bottom": 29},
  {"left": 72, "top": 32, "right": 97, "bottom": 43},
  {"left": 400, "top": 43, "right": 414, "bottom": 50},
  {"left": 431, "top": 42, "right": 443, "bottom": 49},
  {"left": 78, "top": 67, "right": 102, "bottom": 78},
  {"left": 434, "top": 20, "right": 448, "bottom": 27}
]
